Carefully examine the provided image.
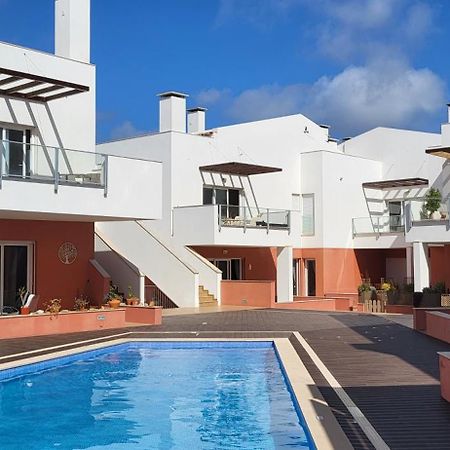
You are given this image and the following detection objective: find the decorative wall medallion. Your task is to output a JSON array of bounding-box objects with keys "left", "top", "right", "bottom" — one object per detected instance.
[{"left": 58, "top": 242, "right": 78, "bottom": 265}]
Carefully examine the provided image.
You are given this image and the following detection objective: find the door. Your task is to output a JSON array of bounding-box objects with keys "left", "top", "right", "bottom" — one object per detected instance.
[
  {"left": 388, "top": 201, "right": 404, "bottom": 232},
  {"left": 210, "top": 258, "right": 242, "bottom": 280},
  {"left": 304, "top": 259, "right": 316, "bottom": 296},
  {"left": 0, "top": 243, "right": 33, "bottom": 314},
  {"left": 293, "top": 259, "right": 300, "bottom": 296},
  {"left": 1, "top": 128, "right": 31, "bottom": 177}
]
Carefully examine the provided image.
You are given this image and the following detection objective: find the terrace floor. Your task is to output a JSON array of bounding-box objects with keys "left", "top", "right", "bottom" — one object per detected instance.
[{"left": 0, "top": 308, "right": 449, "bottom": 450}]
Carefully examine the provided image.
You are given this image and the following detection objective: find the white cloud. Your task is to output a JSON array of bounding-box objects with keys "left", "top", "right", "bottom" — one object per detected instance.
[
  {"left": 110, "top": 121, "right": 145, "bottom": 140},
  {"left": 224, "top": 60, "right": 446, "bottom": 136},
  {"left": 196, "top": 88, "right": 231, "bottom": 106}
]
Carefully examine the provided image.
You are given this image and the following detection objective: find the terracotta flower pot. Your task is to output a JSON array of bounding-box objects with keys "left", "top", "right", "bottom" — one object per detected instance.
[
  {"left": 108, "top": 298, "right": 121, "bottom": 309},
  {"left": 126, "top": 297, "right": 140, "bottom": 306},
  {"left": 20, "top": 306, "right": 30, "bottom": 315}
]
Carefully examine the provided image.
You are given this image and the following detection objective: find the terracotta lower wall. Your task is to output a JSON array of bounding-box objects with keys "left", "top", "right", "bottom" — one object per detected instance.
[
  {"left": 0, "top": 219, "right": 94, "bottom": 309},
  {"left": 430, "top": 245, "right": 450, "bottom": 288},
  {"left": 221, "top": 280, "right": 275, "bottom": 307},
  {"left": 192, "top": 246, "right": 277, "bottom": 281}
]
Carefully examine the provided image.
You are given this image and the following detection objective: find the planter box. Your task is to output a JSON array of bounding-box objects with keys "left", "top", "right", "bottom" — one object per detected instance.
[
  {"left": 0, "top": 307, "right": 163, "bottom": 340},
  {"left": 125, "top": 306, "right": 162, "bottom": 325},
  {"left": 439, "top": 353, "right": 450, "bottom": 402},
  {"left": 421, "top": 293, "right": 441, "bottom": 307}
]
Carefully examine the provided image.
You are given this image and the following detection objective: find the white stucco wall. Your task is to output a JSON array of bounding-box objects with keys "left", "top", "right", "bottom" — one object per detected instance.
[{"left": 0, "top": 41, "right": 95, "bottom": 153}]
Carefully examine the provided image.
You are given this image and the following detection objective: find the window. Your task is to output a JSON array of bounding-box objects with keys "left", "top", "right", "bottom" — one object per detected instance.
[
  {"left": 210, "top": 258, "right": 242, "bottom": 280},
  {"left": 302, "top": 194, "right": 315, "bottom": 236},
  {"left": 202, "top": 187, "right": 241, "bottom": 219}
]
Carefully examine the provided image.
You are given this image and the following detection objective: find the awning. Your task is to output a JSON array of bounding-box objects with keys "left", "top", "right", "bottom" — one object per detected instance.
[
  {"left": 362, "top": 177, "right": 429, "bottom": 190},
  {"left": 199, "top": 162, "right": 282, "bottom": 176},
  {"left": 426, "top": 147, "right": 450, "bottom": 159},
  {"left": 0, "top": 67, "right": 89, "bottom": 102}
]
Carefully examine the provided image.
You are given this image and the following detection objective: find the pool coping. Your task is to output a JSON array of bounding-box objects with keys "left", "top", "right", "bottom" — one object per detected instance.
[{"left": 0, "top": 337, "right": 353, "bottom": 450}]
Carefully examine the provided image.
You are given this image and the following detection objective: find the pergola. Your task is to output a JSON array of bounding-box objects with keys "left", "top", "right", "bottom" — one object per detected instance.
[
  {"left": 199, "top": 161, "right": 282, "bottom": 176},
  {"left": 362, "top": 178, "right": 429, "bottom": 190},
  {"left": 0, "top": 67, "right": 89, "bottom": 102}
]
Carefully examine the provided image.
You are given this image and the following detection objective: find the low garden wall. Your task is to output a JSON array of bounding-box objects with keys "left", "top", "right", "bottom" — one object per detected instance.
[
  {"left": 0, "top": 306, "right": 162, "bottom": 340},
  {"left": 221, "top": 280, "right": 275, "bottom": 307}
]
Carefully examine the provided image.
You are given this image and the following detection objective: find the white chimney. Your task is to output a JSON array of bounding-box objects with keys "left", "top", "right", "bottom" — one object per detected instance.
[
  {"left": 158, "top": 91, "right": 188, "bottom": 133},
  {"left": 187, "top": 107, "right": 207, "bottom": 133},
  {"left": 55, "top": 0, "right": 90, "bottom": 63},
  {"left": 447, "top": 103, "right": 450, "bottom": 123}
]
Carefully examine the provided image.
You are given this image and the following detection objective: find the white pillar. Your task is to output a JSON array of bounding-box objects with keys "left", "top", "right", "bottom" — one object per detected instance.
[
  {"left": 413, "top": 242, "right": 430, "bottom": 291},
  {"left": 276, "top": 246, "right": 293, "bottom": 303},
  {"left": 406, "top": 246, "right": 413, "bottom": 284},
  {"left": 139, "top": 274, "right": 146, "bottom": 306}
]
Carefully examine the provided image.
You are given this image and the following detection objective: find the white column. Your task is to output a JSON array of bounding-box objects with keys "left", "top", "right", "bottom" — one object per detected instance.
[
  {"left": 406, "top": 246, "right": 413, "bottom": 283},
  {"left": 276, "top": 246, "right": 293, "bottom": 303},
  {"left": 139, "top": 274, "right": 146, "bottom": 306},
  {"left": 413, "top": 242, "right": 430, "bottom": 291}
]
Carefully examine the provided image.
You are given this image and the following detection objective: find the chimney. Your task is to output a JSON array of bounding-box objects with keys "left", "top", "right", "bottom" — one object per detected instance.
[
  {"left": 187, "top": 107, "right": 207, "bottom": 133},
  {"left": 447, "top": 103, "right": 450, "bottom": 123},
  {"left": 55, "top": 0, "right": 90, "bottom": 63},
  {"left": 158, "top": 91, "right": 188, "bottom": 133}
]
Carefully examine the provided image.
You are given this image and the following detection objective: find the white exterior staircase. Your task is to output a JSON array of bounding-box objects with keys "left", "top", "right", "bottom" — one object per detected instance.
[{"left": 95, "top": 221, "right": 221, "bottom": 308}]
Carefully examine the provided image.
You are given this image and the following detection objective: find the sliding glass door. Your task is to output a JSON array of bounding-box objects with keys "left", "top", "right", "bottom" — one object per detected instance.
[
  {"left": 203, "top": 187, "right": 241, "bottom": 219},
  {"left": 210, "top": 258, "right": 242, "bottom": 280},
  {"left": 0, "top": 243, "right": 33, "bottom": 314},
  {"left": 1, "top": 128, "right": 31, "bottom": 177}
]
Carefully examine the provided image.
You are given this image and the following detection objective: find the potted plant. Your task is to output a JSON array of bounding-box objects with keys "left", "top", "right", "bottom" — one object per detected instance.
[
  {"left": 126, "top": 285, "right": 140, "bottom": 306},
  {"left": 45, "top": 298, "right": 62, "bottom": 315},
  {"left": 421, "top": 283, "right": 443, "bottom": 307},
  {"left": 107, "top": 284, "right": 122, "bottom": 309},
  {"left": 424, "top": 188, "right": 442, "bottom": 220},
  {"left": 74, "top": 295, "right": 90, "bottom": 311},
  {"left": 357, "top": 282, "right": 372, "bottom": 303},
  {"left": 18, "top": 286, "right": 30, "bottom": 315}
]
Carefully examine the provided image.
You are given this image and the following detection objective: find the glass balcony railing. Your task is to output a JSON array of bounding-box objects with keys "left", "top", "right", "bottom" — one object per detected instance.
[
  {"left": 352, "top": 216, "right": 405, "bottom": 236},
  {"left": 407, "top": 199, "right": 450, "bottom": 223},
  {"left": 218, "top": 204, "right": 290, "bottom": 231},
  {"left": 0, "top": 140, "right": 107, "bottom": 194}
]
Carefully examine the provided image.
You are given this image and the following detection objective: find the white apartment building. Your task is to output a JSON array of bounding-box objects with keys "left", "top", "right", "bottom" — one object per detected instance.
[
  {"left": 0, "top": 0, "right": 162, "bottom": 313},
  {"left": 96, "top": 90, "right": 449, "bottom": 309}
]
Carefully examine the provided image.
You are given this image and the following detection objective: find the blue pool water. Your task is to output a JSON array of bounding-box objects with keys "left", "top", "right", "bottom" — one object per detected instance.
[{"left": 0, "top": 342, "right": 315, "bottom": 449}]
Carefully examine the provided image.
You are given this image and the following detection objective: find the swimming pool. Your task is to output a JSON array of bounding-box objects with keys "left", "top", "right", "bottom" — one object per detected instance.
[{"left": 0, "top": 341, "right": 316, "bottom": 449}]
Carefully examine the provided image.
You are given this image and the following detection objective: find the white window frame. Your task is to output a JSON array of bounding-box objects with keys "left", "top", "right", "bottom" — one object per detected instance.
[{"left": 301, "top": 193, "right": 315, "bottom": 236}]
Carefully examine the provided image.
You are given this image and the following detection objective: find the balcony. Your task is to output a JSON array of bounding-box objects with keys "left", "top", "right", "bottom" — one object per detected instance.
[
  {"left": 1, "top": 140, "right": 106, "bottom": 193},
  {"left": 405, "top": 199, "right": 450, "bottom": 243},
  {"left": 0, "top": 140, "right": 162, "bottom": 221},
  {"left": 172, "top": 204, "right": 301, "bottom": 247},
  {"left": 352, "top": 216, "right": 405, "bottom": 237},
  {"left": 352, "top": 216, "right": 407, "bottom": 248}
]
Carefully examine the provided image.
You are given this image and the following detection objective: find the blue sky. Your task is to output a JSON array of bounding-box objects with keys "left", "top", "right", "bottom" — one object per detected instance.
[{"left": 0, "top": 0, "right": 449, "bottom": 142}]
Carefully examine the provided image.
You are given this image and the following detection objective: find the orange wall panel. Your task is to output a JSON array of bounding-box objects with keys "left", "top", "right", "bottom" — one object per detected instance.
[{"left": 0, "top": 219, "right": 94, "bottom": 309}]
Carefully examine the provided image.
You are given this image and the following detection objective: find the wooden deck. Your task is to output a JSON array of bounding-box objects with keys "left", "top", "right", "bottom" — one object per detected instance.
[{"left": 0, "top": 309, "right": 449, "bottom": 449}]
